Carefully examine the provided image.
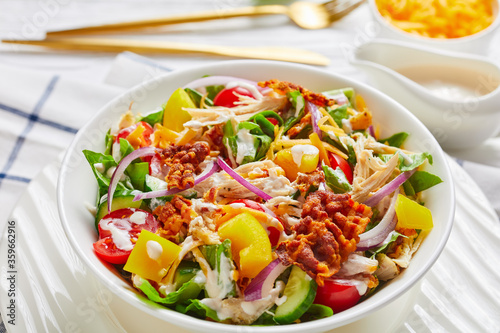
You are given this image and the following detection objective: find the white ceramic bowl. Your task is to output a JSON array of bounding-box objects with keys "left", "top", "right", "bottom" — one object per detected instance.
[
  {"left": 57, "top": 60, "right": 455, "bottom": 333},
  {"left": 368, "top": 0, "right": 500, "bottom": 54}
]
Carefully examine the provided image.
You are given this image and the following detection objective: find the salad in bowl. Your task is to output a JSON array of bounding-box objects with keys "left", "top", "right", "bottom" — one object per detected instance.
[
  {"left": 81, "top": 73, "right": 443, "bottom": 325},
  {"left": 58, "top": 60, "right": 454, "bottom": 332}
]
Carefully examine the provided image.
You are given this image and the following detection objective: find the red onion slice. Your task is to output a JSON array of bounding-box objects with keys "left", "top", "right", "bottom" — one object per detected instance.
[
  {"left": 329, "top": 92, "right": 349, "bottom": 106},
  {"left": 307, "top": 101, "right": 322, "bottom": 139},
  {"left": 216, "top": 157, "right": 273, "bottom": 201},
  {"left": 363, "top": 169, "right": 417, "bottom": 207},
  {"left": 357, "top": 189, "right": 399, "bottom": 250},
  {"left": 107, "top": 147, "right": 158, "bottom": 212},
  {"left": 133, "top": 160, "right": 219, "bottom": 201},
  {"left": 368, "top": 125, "right": 375, "bottom": 138},
  {"left": 244, "top": 259, "right": 289, "bottom": 301}
]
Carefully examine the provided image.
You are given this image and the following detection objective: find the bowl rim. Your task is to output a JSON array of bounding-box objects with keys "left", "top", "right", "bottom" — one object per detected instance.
[
  {"left": 368, "top": 0, "right": 500, "bottom": 45},
  {"left": 57, "top": 59, "right": 455, "bottom": 333}
]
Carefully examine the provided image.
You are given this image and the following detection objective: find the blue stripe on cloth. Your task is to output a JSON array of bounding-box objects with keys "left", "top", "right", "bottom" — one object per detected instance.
[
  {"left": 0, "top": 75, "right": 59, "bottom": 189},
  {"left": 0, "top": 174, "right": 31, "bottom": 183},
  {"left": 0, "top": 102, "right": 78, "bottom": 134}
]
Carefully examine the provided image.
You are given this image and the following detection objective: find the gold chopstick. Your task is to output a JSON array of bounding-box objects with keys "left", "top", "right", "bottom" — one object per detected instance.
[
  {"left": 45, "top": 6, "right": 287, "bottom": 37},
  {"left": 2, "top": 38, "right": 330, "bottom": 66}
]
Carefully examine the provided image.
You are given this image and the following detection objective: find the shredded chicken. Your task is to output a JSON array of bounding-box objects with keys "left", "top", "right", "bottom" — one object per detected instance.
[
  {"left": 183, "top": 94, "right": 287, "bottom": 129},
  {"left": 336, "top": 253, "right": 378, "bottom": 277},
  {"left": 188, "top": 199, "right": 223, "bottom": 245},
  {"left": 344, "top": 134, "right": 400, "bottom": 203},
  {"left": 264, "top": 196, "right": 302, "bottom": 232},
  {"left": 375, "top": 253, "right": 400, "bottom": 281},
  {"left": 276, "top": 191, "right": 372, "bottom": 286}
]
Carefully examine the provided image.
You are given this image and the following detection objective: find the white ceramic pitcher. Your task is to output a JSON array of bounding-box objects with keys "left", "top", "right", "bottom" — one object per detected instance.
[{"left": 350, "top": 39, "right": 500, "bottom": 149}]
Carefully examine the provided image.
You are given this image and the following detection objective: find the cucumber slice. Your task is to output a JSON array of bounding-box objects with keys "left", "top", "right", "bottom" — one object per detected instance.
[
  {"left": 274, "top": 265, "right": 317, "bottom": 324},
  {"left": 95, "top": 194, "right": 143, "bottom": 228}
]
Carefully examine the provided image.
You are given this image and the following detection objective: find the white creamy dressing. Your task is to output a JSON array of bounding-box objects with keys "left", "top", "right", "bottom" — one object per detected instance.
[
  {"left": 226, "top": 81, "right": 263, "bottom": 100},
  {"left": 398, "top": 151, "right": 413, "bottom": 165},
  {"left": 229, "top": 202, "right": 246, "bottom": 209},
  {"left": 290, "top": 144, "right": 319, "bottom": 167},
  {"left": 93, "top": 163, "right": 105, "bottom": 174},
  {"left": 200, "top": 298, "right": 233, "bottom": 321},
  {"left": 178, "top": 235, "right": 195, "bottom": 260},
  {"left": 112, "top": 142, "right": 122, "bottom": 163},
  {"left": 341, "top": 118, "right": 352, "bottom": 133},
  {"left": 396, "top": 65, "right": 494, "bottom": 102},
  {"left": 216, "top": 252, "right": 235, "bottom": 298},
  {"left": 193, "top": 270, "right": 207, "bottom": 285},
  {"left": 146, "top": 240, "right": 163, "bottom": 261},
  {"left": 99, "top": 218, "right": 134, "bottom": 251},
  {"left": 129, "top": 211, "right": 147, "bottom": 225},
  {"left": 235, "top": 129, "right": 256, "bottom": 164}
]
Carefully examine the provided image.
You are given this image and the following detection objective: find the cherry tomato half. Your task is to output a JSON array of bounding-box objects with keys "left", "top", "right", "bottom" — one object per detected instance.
[
  {"left": 328, "top": 152, "right": 353, "bottom": 184},
  {"left": 114, "top": 121, "right": 154, "bottom": 146},
  {"left": 94, "top": 208, "right": 159, "bottom": 264},
  {"left": 213, "top": 87, "right": 255, "bottom": 108},
  {"left": 314, "top": 280, "right": 361, "bottom": 313},
  {"left": 266, "top": 117, "right": 279, "bottom": 126},
  {"left": 231, "top": 199, "right": 280, "bottom": 247}
]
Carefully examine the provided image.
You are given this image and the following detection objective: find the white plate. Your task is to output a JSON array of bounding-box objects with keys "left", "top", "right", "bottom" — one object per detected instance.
[{"left": 1, "top": 156, "right": 499, "bottom": 333}]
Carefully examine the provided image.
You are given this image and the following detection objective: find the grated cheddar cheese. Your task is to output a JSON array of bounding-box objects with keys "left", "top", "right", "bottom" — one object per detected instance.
[{"left": 376, "top": 0, "right": 495, "bottom": 39}]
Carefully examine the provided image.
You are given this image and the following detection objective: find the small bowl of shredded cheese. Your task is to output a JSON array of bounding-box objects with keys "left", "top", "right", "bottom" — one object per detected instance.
[{"left": 369, "top": 0, "right": 500, "bottom": 53}]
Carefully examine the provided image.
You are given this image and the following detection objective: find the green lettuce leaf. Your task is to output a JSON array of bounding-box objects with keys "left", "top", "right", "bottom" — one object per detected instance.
[
  {"left": 405, "top": 170, "right": 443, "bottom": 194},
  {"left": 378, "top": 132, "right": 409, "bottom": 148},
  {"left": 175, "top": 299, "right": 221, "bottom": 322},
  {"left": 300, "top": 304, "right": 334, "bottom": 321},
  {"left": 137, "top": 277, "right": 203, "bottom": 307},
  {"left": 323, "top": 165, "right": 352, "bottom": 194},
  {"left": 139, "top": 108, "right": 164, "bottom": 127},
  {"left": 200, "top": 239, "right": 237, "bottom": 298}
]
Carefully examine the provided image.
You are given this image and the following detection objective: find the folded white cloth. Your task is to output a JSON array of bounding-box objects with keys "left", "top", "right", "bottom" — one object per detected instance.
[{"left": 1, "top": 51, "right": 500, "bottom": 329}]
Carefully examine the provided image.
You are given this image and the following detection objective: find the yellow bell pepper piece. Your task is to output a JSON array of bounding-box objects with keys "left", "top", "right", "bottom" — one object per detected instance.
[
  {"left": 274, "top": 146, "right": 319, "bottom": 181},
  {"left": 163, "top": 88, "right": 196, "bottom": 132},
  {"left": 124, "top": 230, "right": 181, "bottom": 282},
  {"left": 217, "top": 212, "right": 272, "bottom": 279},
  {"left": 395, "top": 194, "right": 433, "bottom": 230}
]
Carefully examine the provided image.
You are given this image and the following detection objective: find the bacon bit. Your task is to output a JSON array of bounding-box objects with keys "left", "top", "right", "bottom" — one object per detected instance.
[
  {"left": 154, "top": 195, "right": 195, "bottom": 241},
  {"left": 258, "top": 79, "right": 336, "bottom": 107},
  {"left": 159, "top": 141, "right": 210, "bottom": 190},
  {"left": 294, "top": 168, "right": 325, "bottom": 193},
  {"left": 276, "top": 191, "right": 372, "bottom": 286}
]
